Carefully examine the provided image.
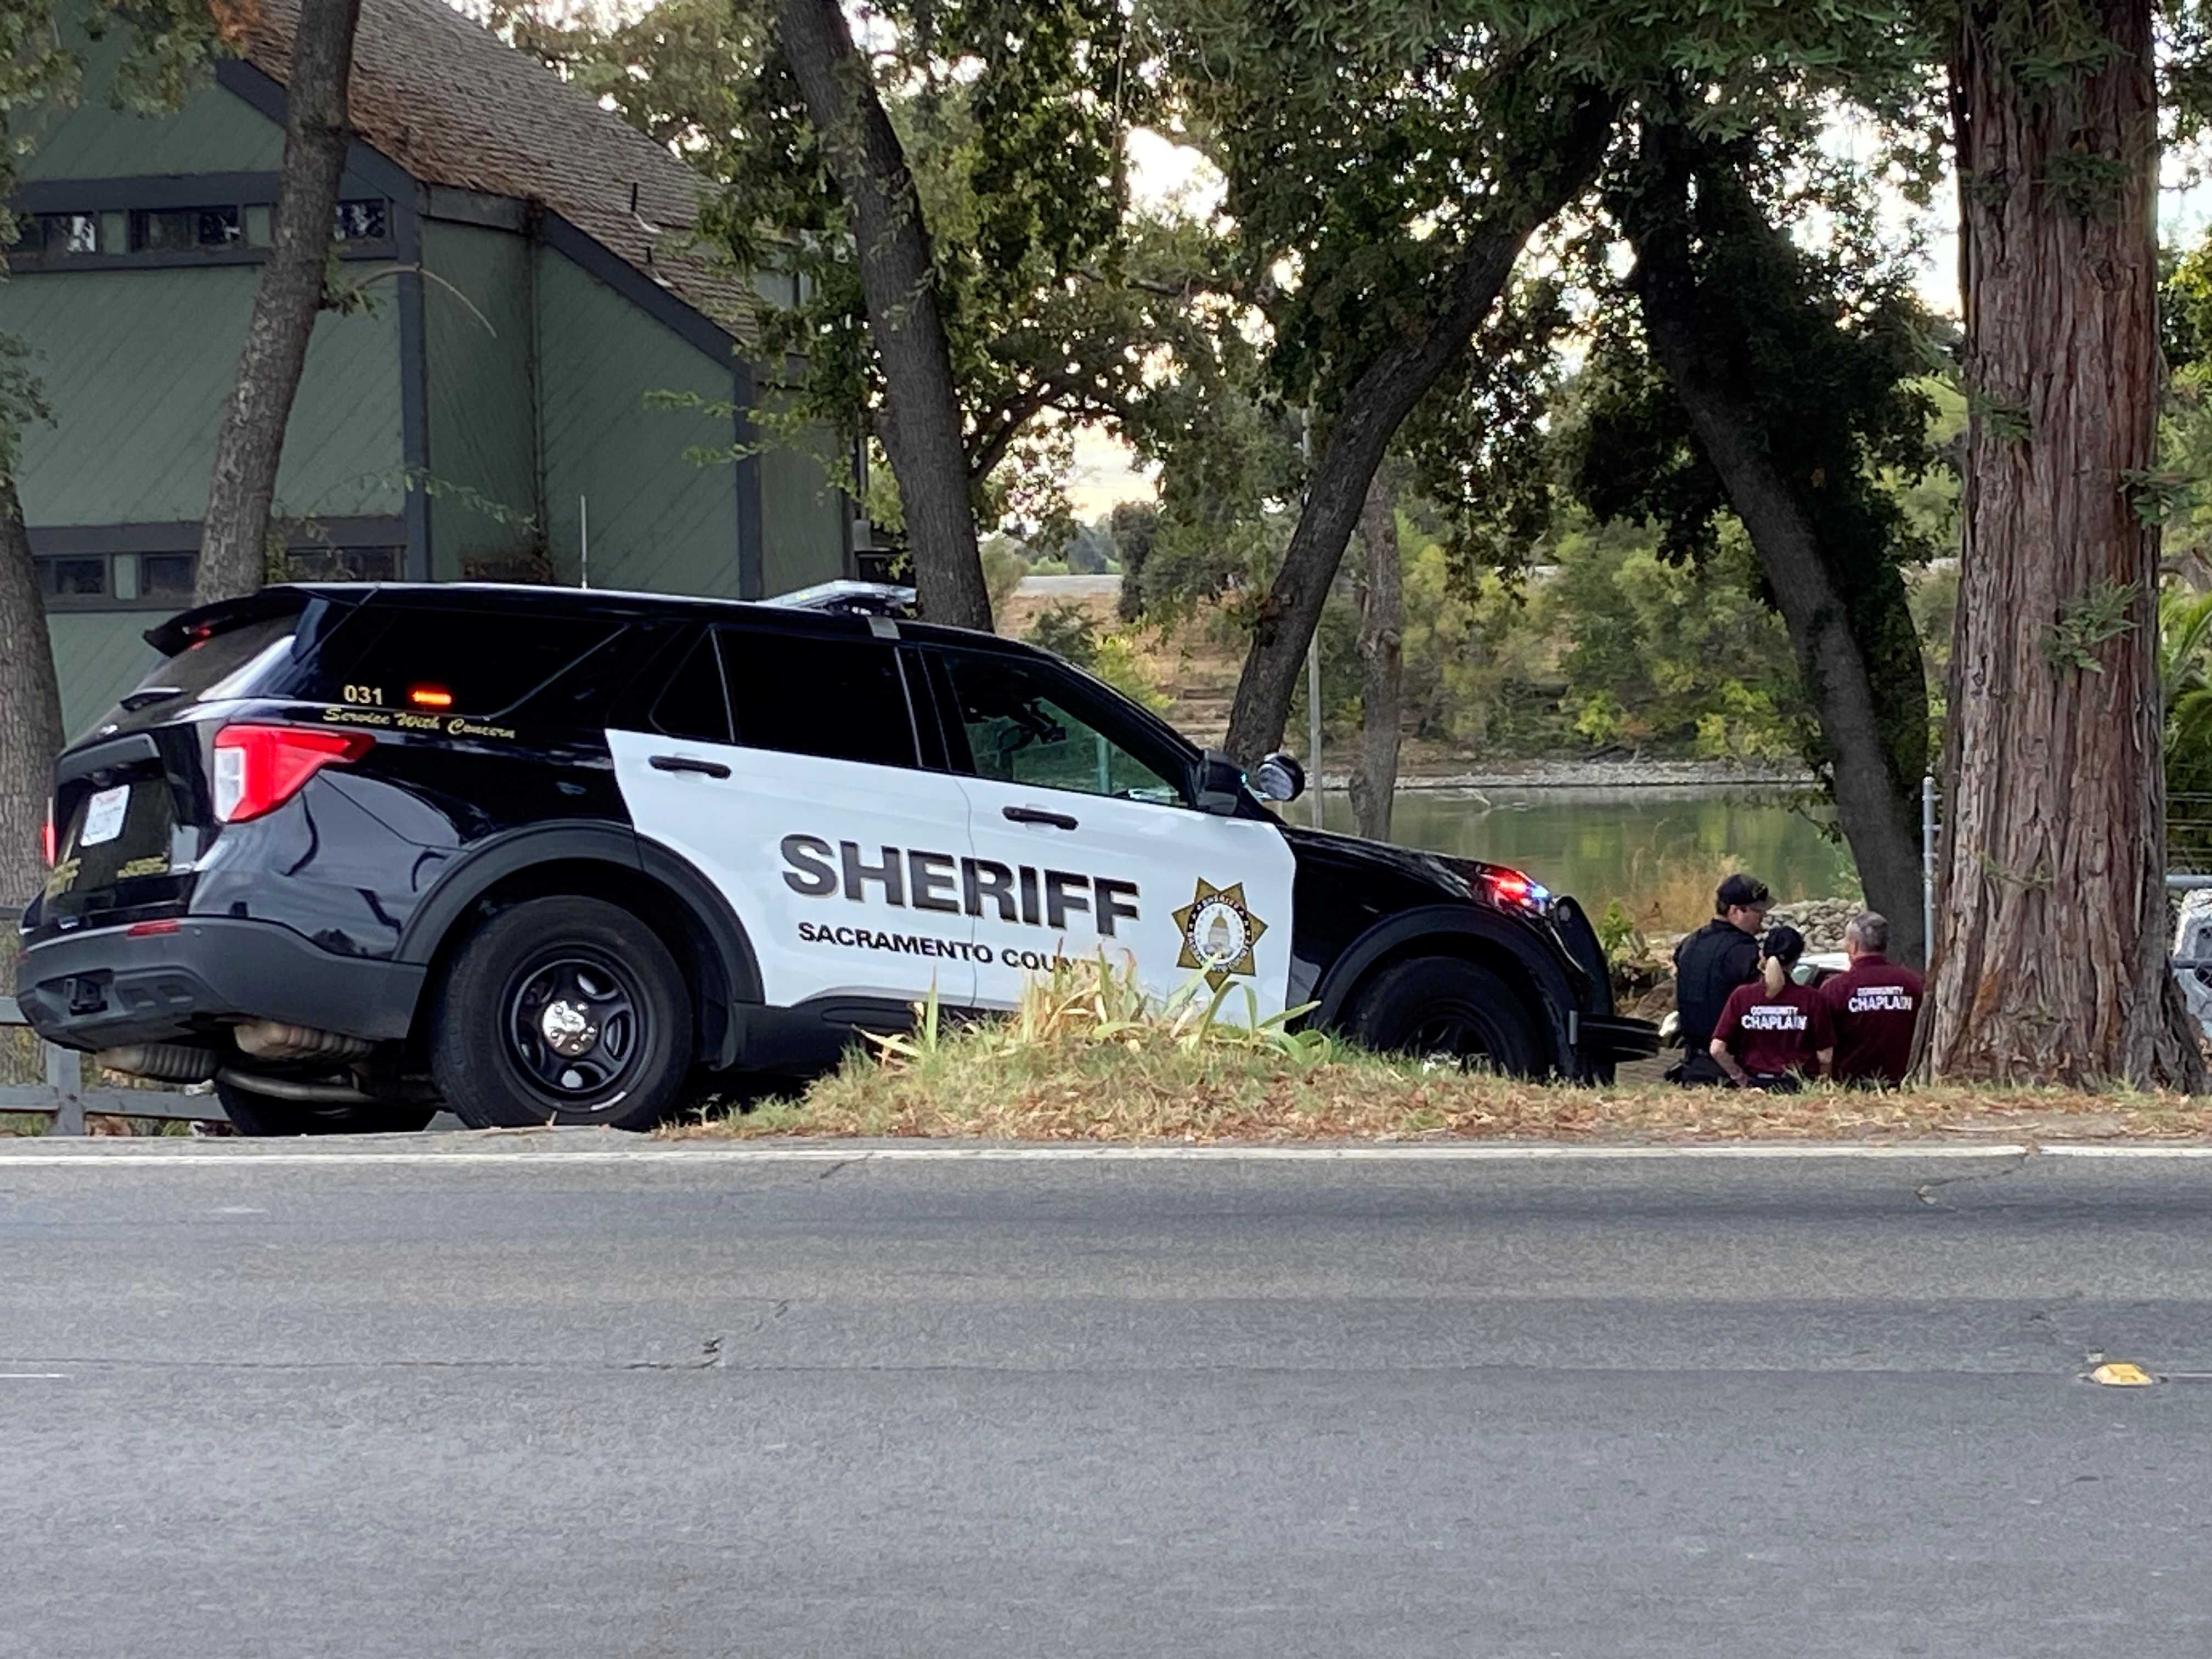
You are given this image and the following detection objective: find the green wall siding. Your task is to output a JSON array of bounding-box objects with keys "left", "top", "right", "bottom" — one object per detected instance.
[
  {"left": 758, "top": 414, "right": 850, "bottom": 596},
  {"left": 536, "top": 248, "right": 741, "bottom": 595},
  {"left": 422, "top": 221, "right": 539, "bottom": 578},
  {"left": 2, "top": 267, "right": 403, "bottom": 526},
  {"left": 48, "top": 611, "right": 159, "bottom": 741},
  {"left": 20, "top": 49, "right": 280, "bottom": 179}
]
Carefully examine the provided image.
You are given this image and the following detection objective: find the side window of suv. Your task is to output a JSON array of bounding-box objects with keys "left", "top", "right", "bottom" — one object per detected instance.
[
  {"left": 651, "top": 634, "right": 732, "bottom": 744},
  {"left": 933, "top": 648, "right": 1187, "bottom": 804},
  {"left": 716, "top": 627, "right": 919, "bottom": 769}
]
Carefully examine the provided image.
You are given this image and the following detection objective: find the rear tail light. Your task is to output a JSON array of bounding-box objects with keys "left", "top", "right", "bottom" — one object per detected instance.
[
  {"left": 212, "top": 725, "right": 373, "bottom": 823},
  {"left": 41, "top": 800, "right": 54, "bottom": 866}
]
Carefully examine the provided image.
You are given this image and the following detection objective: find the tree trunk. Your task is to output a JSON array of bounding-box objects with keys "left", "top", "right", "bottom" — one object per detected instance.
[
  {"left": 777, "top": 0, "right": 992, "bottom": 631},
  {"left": 1624, "top": 154, "right": 1930, "bottom": 966},
  {"left": 1222, "top": 86, "right": 1613, "bottom": 766},
  {"left": 0, "top": 473, "right": 63, "bottom": 952},
  {"left": 195, "top": 0, "right": 363, "bottom": 605},
  {"left": 1927, "top": 0, "right": 2202, "bottom": 1086},
  {"left": 1347, "top": 469, "right": 1402, "bottom": 842}
]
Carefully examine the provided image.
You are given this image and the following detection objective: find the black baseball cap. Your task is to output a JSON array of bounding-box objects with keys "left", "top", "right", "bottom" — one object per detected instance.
[{"left": 1716, "top": 874, "right": 1772, "bottom": 913}]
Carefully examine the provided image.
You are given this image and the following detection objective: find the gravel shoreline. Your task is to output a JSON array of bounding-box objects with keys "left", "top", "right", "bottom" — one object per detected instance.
[{"left": 1317, "top": 759, "right": 1818, "bottom": 792}]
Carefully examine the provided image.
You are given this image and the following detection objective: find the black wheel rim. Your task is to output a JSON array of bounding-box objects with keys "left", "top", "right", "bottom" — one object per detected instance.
[
  {"left": 1407, "top": 1002, "right": 1500, "bottom": 1070},
  {"left": 503, "top": 949, "right": 646, "bottom": 1109}
]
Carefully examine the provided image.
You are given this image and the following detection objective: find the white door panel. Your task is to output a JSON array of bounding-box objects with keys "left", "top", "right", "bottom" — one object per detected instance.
[
  {"left": 958, "top": 777, "right": 1297, "bottom": 1018},
  {"left": 607, "top": 727, "right": 978, "bottom": 1008}
]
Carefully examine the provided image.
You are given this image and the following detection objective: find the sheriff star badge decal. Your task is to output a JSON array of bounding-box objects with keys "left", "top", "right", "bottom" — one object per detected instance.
[{"left": 1172, "top": 878, "right": 1268, "bottom": 989}]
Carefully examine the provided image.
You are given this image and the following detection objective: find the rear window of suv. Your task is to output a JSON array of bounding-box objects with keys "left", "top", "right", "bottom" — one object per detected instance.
[{"left": 309, "top": 606, "right": 624, "bottom": 718}]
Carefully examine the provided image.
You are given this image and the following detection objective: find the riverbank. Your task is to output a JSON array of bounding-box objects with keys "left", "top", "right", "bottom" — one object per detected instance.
[{"left": 1314, "top": 758, "right": 1817, "bottom": 791}]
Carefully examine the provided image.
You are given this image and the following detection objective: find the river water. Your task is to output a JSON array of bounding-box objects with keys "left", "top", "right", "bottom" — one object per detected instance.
[{"left": 1311, "top": 786, "right": 1859, "bottom": 916}]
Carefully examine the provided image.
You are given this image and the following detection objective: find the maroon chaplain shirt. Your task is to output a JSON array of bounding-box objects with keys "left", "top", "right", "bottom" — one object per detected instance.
[
  {"left": 1818, "top": 955, "right": 1925, "bottom": 1085},
  {"left": 1713, "top": 982, "right": 1833, "bottom": 1079}
]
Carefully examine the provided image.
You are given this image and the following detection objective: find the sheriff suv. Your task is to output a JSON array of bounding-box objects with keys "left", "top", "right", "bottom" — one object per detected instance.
[{"left": 15, "top": 582, "right": 1657, "bottom": 1134}]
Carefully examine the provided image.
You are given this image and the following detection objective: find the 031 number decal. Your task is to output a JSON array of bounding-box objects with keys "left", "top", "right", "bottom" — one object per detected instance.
[{"left": 342, "top": 684, "right": 386, "bottom": 706}]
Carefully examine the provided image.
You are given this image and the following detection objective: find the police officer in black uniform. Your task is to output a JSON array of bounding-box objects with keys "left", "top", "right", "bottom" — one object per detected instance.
[{"left": 1671, "top": 874, "right": 1772, "bottom": 1085}]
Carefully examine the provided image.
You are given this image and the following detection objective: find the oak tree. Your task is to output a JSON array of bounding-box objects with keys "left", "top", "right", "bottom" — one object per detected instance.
[{"left": 196, "top": 0, "right": 365, "bottom": 604}]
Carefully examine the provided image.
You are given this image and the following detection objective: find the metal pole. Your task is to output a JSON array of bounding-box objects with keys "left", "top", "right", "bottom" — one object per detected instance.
[
  {"left": 579, "top": 495, "right": 590, "bottom": 590},
  {"left": 1921, "top": 773, "right": 1937, "bottom": 968},
  {"left": 1299, "top": 407, "right": 1323, "bottom": 828},
  {"left": 1307, "top": 636, "right": 1323, "bottom": 828}
]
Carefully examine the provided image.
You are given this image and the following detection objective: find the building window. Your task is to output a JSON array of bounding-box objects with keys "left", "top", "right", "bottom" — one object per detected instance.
[
  {"left": 129, "top": 205, "right": 243, "bottom": 253},
  {"left": 140, "top": 552, "right": 196, "bottom": 602},
  {"left": 283, "top": 545, "right": 401, "bottom": 583},
  {"left": 38, "top": 557, "right": 107, "bottom": 599},
  {"left": 12, "top": 212, "right": 101, "bottom": 257},
  {"left": 334, "top": 199, "right": 387, "bottom": 241}
]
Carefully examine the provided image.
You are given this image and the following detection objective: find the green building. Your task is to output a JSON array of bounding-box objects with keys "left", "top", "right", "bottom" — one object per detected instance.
[{"left": 5, "top": 0, "right": 858, "bottom": 736}]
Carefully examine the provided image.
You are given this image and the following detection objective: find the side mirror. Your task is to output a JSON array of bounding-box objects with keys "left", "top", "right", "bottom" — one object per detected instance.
[
  {"left": 1254, "top": 751, "right": 1305, "bottom": 804},
  {"left": 1195, "top": 750, "right": 1246, "bottom": 816}
]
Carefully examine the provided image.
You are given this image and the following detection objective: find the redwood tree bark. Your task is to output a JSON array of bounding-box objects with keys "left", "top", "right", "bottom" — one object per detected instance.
[
  {"left": 1928, "top": 0, "right": 2202, "bottom": 1086},
  {"left": 195, "top": 0, "right": 364, "bottom": 605},
  {"left": 1347, "top": 469, "right": 1402, "bottom": 842},
  {"left": 778, "top": 0, "right": 992, "bottom": 630},
  {"left": 1222, "top": 87, "right": 1613, "bottom": 765},
  {"left": 0, "top": 473, "right": 62, "bottom": 942}
]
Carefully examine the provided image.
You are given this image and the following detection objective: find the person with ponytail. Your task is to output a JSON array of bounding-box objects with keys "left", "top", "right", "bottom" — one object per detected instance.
[{"left": 1708, "top": 925, "right": 1834, "bottom": 1091}]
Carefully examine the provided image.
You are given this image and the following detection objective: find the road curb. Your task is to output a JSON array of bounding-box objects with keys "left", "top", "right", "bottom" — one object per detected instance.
[{"left": 4, "top": 1136, "right": 2207, "bottom": 1165}]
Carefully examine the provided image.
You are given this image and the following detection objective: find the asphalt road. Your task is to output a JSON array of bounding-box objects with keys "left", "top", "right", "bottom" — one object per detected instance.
[{"left": 7, "top": 1143, "right": 2212, "bottom": 1657}]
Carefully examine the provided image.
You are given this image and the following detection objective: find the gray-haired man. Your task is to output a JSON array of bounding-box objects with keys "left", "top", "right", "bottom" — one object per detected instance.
[{"left": 1816, "top": 912, "right": 1924, "bottom": 1086}]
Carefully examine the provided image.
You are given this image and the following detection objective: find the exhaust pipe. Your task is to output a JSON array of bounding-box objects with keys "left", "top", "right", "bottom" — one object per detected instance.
[
  {"left": 232, "top": 1021, "right": 372, "bottom": 1064},
  {"left": 214, "top": 1068, "right": 377, "bottom": 1105},
  {"left": 94, "top": 1043, "right": 219, "bottom": 1084}
]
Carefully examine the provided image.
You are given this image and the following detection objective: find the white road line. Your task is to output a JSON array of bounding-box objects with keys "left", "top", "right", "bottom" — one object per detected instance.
[
  {"left": 0, "top": 1142, "right": 2053, "bottom": 1166},
  {"left": 0, "top": 1372, "right": 68, "bottom": 1379}
]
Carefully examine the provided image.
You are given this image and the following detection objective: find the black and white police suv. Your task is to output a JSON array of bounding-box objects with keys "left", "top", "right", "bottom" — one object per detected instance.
[{"left": 15, "top": 582, "right": 1657, "bottom": 1133}]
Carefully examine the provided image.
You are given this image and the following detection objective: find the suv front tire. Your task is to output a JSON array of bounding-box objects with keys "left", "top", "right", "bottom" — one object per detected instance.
[
  {"left": 1344, "top": 955, "right": 1544, "bottom": 1077},
  {"left": 430, "top": 896, "right": 695, "bottom": 1131}
]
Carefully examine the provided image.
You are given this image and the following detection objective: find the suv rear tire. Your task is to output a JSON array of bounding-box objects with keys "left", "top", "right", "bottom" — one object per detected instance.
[
  {"left": 1344, "top": 956, "right": 1544, "bottom": 1077},
  {"left": 214, "top": 1078, "right": 437, "bottom": 1137},
  {"left": 430, "top": 896, "right": 694, "bottom": 1131}
]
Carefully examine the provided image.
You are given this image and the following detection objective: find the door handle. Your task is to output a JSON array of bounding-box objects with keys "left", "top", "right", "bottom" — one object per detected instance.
[
  {"left": 649, "top": 754, "right": 732, "bottom": 780},
  {"left": 1003, "top": 804, "right": 1079, "bottom": 831}
]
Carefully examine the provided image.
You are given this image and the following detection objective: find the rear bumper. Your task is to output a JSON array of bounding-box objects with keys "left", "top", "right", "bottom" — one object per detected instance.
[{"left": 15, "top": 917, "right": 425, "bottom": 1053}]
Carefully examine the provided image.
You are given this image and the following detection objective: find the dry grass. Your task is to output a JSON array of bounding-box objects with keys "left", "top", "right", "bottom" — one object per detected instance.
[{"left": 670, "top": 960, "right": 2212, "bottom": 1147}]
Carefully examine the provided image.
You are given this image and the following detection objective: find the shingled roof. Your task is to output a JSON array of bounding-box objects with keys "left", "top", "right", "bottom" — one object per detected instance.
[{"left": 244, "top": 0, "right": 758, "bottom": 348}]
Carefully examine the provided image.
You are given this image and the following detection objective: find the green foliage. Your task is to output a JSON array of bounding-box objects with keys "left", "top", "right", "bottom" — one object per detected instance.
[
  {"left": 1108, "top": 500, "right": 1159, "bottom": 620},
  {"left": 980, "top": 536, "right": 1031, "bottom": 614},
  {"left": 2045, "top": 146, "right": 2127, "bottom": 221},
  {"left": 2044, "top": 578, "right": 2139, "bottom": 674},
  {"left": 1023, "top": 602, "right": 1168, "bottom": 709}
]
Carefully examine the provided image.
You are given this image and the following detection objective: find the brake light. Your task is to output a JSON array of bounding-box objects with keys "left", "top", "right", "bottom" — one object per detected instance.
[
  {"left": 41, "top": 802, "right": 54, "bottom": 867},
  {"left": 211, "top": 725, "right": 373, "bottom": 822},
  {"left": 409, "top": 686, "right": 453, "bottom": 708}
]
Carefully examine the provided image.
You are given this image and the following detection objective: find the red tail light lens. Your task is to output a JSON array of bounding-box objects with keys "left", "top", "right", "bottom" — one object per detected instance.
[
  {"left": 41, "top": 802, "right": 54, "bottom": 867},
  {"left": 212, "top": 725, "right": 373, "bottom": 823}
]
